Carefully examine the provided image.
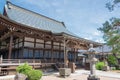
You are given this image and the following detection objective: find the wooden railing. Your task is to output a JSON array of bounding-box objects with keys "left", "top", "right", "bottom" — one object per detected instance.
[
  {"left": 0, "top": 59, "right": 42, "bottom": 75},
  {"left": 0, "top": 58, "right": 57, "bottom": 76},
  {"left": 1, "top": 59, "right": 41, "bottom": 64},
  {"left": 0, "top": 59, "right": 42, "bottom": 67},
  {"left": 0, "top": 58, "right": 63, "bottom": 64}
]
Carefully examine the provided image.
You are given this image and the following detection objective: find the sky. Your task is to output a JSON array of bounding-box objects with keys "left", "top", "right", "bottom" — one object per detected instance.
[{"left": 0, "top": 0, "right": 120, "bottom": 43}]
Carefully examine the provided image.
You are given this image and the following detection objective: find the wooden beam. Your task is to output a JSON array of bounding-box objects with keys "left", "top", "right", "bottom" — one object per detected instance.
[
  {"left": 13, "top": 32, "right": 40, "bottom": 39},
  {"left": 13, "top": 32, "right": 52, "bottom": 41},
  {"left": 0, "top": 32, "right": 10, "bottom": 41}
]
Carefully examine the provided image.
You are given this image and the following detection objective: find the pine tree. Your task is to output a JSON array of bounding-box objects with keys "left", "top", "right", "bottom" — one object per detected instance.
[{"left": 98, "top": 18, "right": 120, "bottom": 54}]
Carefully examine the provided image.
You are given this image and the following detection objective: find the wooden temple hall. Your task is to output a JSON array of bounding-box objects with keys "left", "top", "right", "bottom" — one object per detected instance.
[{"left": 0, "top": 1, "right": 101, "bottom": 69}]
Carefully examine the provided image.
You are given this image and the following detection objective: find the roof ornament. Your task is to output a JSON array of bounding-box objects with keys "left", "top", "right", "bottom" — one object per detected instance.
[
  {"left": 6, "top": 0, "right": 11, "bottom": 9},
  {"left": 6, "top": 0, "right": 11, "bottom": 3},
  {"left": 61, "top": 22, "right": 66, "bottom": 28}
]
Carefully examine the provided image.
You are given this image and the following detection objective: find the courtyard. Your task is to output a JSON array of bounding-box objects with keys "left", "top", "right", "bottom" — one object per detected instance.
[{"left": 1, "top": 69, "right": 120, "bottom": 80}]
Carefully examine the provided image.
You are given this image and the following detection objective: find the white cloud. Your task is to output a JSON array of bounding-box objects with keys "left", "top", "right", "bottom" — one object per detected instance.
[
  {"left": 93, "top": 31, "right": 101, "bottom": 36},
  {"left": 63, "top": 0, "right": 69, "bottom": 5},
  {"left": 23, "top": 0, "right": 51, "bottom": 8},
  {"left": 55, "top": 9, "right": 64, "bottom": 13},
  {"left": 95, "top": 38, "right": 105, "bottom": 43},
  {"left": 51, "top": 1, "right": 61, "bottom": 7},
  {"left": 84, "top": 36, "right": 93, "bottom": 40},
  {"left": 89, "top": 14, "right": 109, "bottom": 25}
]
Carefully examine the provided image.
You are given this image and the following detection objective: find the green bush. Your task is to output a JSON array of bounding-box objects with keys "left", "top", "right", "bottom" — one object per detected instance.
[
  {"left": 107, "top": 55, "right": 117, "bottom": 66},
  {"left": 111, "top": 67, "right": 116, "bottom": 70},
  {"left": 28, "top": 70, "right": 42, "bottom": 80},
  {"left": 116, "top": 65, "right": 120, "bottom": 70},
  {"left": 16, "top": 63, "right": 32, "bottom": 75},
  {"left": 16, "top": 63, "right": 43, "bottom": 80},
  {"left": 96, "top": 62, "right": 105, "bottom": 70}
]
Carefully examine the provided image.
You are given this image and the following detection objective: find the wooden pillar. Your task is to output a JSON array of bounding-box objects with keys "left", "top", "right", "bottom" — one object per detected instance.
[
  {"left": 8, "top": 34, "right": 13, "bottom": 59},
  {"left": 33, "top": 38, "right": 36, "bottom": 59},
  {"left": 74, "top": 48, "right": 76, "bottom": 62},
  {"left": 59, "top": 42, "right": 61, "bottom": 62},
  {"left": 17, "top": 38, "right": 20, "bottom": 59},
  {"left": 74, "top": 48, "right": 77, "bottom": 63},
  {"left": 21, "top": 37, "right": 24, "bottom": 59},
  {"left": 43, "top": 40, "right": 46, "bottom": 61},
  {"left": 0, "top": 42, "right": 1, "bottom": 49},
  {"left": 76, "top": 49, "right": 78, "bottom": 62},
  {"left": 64, "top": 38, "right": 68, "bottom": 68},
  {"left": 51, "top": 41, "right": 53, "bottom": 62},
  {"left": 70, "top": 52, "right": 71, "bottom": 62},
  {"left": 16, "top": 39, "right": 19, "bottom": 59}
]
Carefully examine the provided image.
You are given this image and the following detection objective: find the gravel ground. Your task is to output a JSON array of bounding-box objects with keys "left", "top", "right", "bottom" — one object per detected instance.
[
  {"left": 42, "top": 74, "right": 120, "bottom": 80},
  {"left": 0, "top": 75, "right": 15, "bottom": 80},
  {"left": 42, "top": 69, "right": 120, "bottom": 80},
  {"left": 0, "top": 75, "right": 119, "bottom": 80}
]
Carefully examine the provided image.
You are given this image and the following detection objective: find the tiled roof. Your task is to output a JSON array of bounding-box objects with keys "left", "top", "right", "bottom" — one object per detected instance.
[{"left": 5, "top": 2, "right": 74, "bottom": 35}]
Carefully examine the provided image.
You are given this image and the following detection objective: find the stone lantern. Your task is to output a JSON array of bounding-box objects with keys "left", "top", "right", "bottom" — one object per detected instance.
[{"left": 87, "top": 44, "right": 100, "bottom": 80}]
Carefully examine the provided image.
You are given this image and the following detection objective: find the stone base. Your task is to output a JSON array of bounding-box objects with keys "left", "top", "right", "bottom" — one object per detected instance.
[
  {"left": 87, "top": 75, "right": 100, "bottom": 80},
  {"left": 102, "top": 66, "right": 109, "bottom": 71},
  {"left": 15, "top": 73, "right": 27, "bottom": 80},
  {"left": 59, "top": 68, "right": 71, "bottom": 77}
]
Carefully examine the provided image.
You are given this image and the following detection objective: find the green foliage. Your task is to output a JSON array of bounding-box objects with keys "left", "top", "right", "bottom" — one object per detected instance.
[
  {"left": 96, "top": 62, "right": 105, "bottom": 70},
  {"left": 28, "top": 70, "right": 42, "bottom": 80},
  {"left": 16, "top": 63, "right": 32, "bottom": 75},
  {"left": 16, "top": 63, "right": 43, "bottom": 80},
  {"left": 98, "top": 18, "right": 120, "bottom": 54},
  {"left": 107, "top": 55, "right": 117, "bottom": 66},
  {"left": 106, "top": 0, "right": 120, "bottom": 11}
]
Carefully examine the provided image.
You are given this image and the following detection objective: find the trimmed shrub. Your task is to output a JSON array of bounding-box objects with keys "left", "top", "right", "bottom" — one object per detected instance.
[
  {"left": 16, "top": 63, "right": 32, "bottom": 75},
  {"left": 28, "top": 70, "right": 42, "bottom": 80},
  {"left": 16, "top": 63, "right": 43, "bottom": 80},
  {"left": 96, "top": 62, "right": 105, "bottom": 70}
]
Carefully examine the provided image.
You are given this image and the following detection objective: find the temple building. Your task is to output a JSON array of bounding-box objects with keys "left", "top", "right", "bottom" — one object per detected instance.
[{"left": 0, "top": 1, "right": 101, "bottom": 65}]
